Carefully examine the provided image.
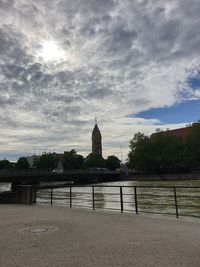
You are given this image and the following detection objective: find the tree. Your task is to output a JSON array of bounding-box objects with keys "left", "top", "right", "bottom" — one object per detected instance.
[
  {"left": 128, "top": 132, "right": 152, "bottom": 171},
  {"left": 185, "top": 122, "right": 200, "bottom": 167},
  {"left": 105, "top": 155, "right": 121, "bottom": 170},
  {"left": 33, "top": 153, "right": 58, "bottom": 170},
  {"left": 129, "top": 132, "right": 146, "bottom": 152},
  {"left": 84, "top": 153, "right": 105, "bottom": 169},
  {"left": 128, "top": 131, "right": 185, "bottom": 172},
  {"left": 150, "top": 134, "right": 184, "bottom": 171},
  {"left": 16, "top": 157, "right": 30, "bottom": 169},
  {"left": 62, "top": 149, "right": 84, "bottom": 170},
  {"left": 0, "top": 159, "right": 13, "bottom": 169}
]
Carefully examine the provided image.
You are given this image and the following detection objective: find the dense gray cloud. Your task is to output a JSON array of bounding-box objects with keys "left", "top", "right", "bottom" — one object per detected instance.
[{"left": 0, "top": 0, "right": 200, "bottom": 160}]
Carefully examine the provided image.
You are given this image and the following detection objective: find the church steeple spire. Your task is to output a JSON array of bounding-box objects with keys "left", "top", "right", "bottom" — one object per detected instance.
[{"left": 92, "top": 119, "right": 102, "bottom": 156}]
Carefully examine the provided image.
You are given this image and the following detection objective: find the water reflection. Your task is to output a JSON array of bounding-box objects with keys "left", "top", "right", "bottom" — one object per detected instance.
[
  {"left": 1, "top": 180, "right": 200, "bottom": 218},
  {"left": 0, "top": 183, "right": 11, "bottom": 192},
  {"left": 93, "top": 187, "right": 105, "bottom": 209}
]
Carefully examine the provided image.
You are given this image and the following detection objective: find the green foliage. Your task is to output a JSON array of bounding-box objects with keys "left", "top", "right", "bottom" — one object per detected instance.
[
  {"left": 62, "top": 149, "right": 84, "bottom": 170},
  {"left": 129, "top": 132, "right": 146, "bottom": 151},
  {"left": 16, "top": 157, "right": 30, "bottom": 169},
  {"left": 105, "top": 155, "right": 121, "bottom": 170},
  {"left": 33, "top": 153, "right": 58, "bottom": 170},
  {"left": 185, "top": 122, "right": 200, "bottom": 167},
  {"left": 128, "top": 132, "right": 153, "bottom": 171},
  {"left": 128, "top": 130, "right": 187, "bottom": 172},
  {"left": 84, "top": 153, "right": 105, "bottom": 169},
  {"left": 0, "top": 159, "right": 13, "bottom": 169},
  {"left": 150, "top": 134, "right": 184, "bottom": 170}
]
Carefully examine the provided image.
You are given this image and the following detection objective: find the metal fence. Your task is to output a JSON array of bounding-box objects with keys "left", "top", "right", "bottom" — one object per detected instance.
[{"left": 36, "top": 185, "right": 200, "bottom": 218}]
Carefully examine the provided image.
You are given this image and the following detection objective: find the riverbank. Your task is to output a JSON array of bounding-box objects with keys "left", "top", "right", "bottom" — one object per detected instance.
[
  {"left": 0, "top": 205, "right": 200, "bottom": 266},
  {"left": 126, "top": 172, "right": 200, "bottom": 181}
]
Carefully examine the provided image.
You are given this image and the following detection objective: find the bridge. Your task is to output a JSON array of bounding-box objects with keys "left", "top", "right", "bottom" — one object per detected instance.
[
  {"left": 0, "top": 170, "right": 123, "bottom": 205},
  {"left": 0, "top": 170, "right": 122, "bottom": 184}
]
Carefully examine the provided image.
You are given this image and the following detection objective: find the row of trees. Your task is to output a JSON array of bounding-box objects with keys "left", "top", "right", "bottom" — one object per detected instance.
[
  {"left": 128, "top": 122, "right": 200, "bottom": 172},
  {"left": 0, "top": 150, "right": 121, "bottom": 171},
  {"left": 33, "top": 150, "right": 121, "bottom": 170},
  {"left": 0, "top": 158, "right": 30, "bottom": 170}
]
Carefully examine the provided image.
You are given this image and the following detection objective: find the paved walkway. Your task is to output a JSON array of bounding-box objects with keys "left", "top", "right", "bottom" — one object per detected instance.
[{"left": 0, "top": 205, "right": 200, "bottom": 267}]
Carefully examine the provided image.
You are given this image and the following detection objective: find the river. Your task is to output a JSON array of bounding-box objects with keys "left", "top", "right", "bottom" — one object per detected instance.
[{"left": 1, "top": 180, "right": 200, "bottom": 218}]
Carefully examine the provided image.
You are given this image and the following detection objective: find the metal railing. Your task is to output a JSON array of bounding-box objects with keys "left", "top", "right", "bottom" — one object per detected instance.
[{"left": 36, "top": 185, "right": 200, "bottom": 218}]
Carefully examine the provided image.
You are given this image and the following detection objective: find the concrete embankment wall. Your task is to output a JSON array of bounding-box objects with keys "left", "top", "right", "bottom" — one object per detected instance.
[
  {"left": 0, "top": 185, "right": 36, "bottom": 204},
  {"left": 126, "top": 173, "right": 200, "bottom": 181},
  {"left": 0, "top": 191, "right": 17, "bottom": 203}
]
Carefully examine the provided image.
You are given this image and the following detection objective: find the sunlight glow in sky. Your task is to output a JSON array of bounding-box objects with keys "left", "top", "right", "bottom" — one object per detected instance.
[
  {"left": 0, "top": 0, "right": 200, "bottom": 161},
  {"left": 37, "top": 40, "right": 66, "bottom": 63}
]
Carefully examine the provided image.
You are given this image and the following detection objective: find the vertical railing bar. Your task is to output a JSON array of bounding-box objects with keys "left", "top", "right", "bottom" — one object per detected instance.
[
  {"left": 50, "top": 187, "right": 53, "bottom": 206},
  {"left": 70, "top": 185, "right": 72, "bottom": 208},
  {"left": 35, "top": 189, "right": 37, "bottom": 204},
  {"left": 92, "top": 186, "right": 95, "bottom": 210},
  {"left": 174, "top": 187, "right": 179, "bottom": 218},
  {"left": 120, "top": 186, "right": 123, "bottom": 213},
  {"left": 134, "top": 186, "right": 138, "bottom": 214},
  {"left": 29, "top": 186, "right": 32, "bottom": 206}
]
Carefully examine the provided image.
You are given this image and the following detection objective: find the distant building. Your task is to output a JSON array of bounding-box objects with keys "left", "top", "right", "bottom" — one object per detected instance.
[
  {"left": 26, "top": 155, "right": 38, "bottom": 167},
  {"left": 92, "top": 119, "right": 102, "bottom": 156},
  {"left": 53, "top": 153, "right": 65, "bottom": 163},
  {"left": 150, "top": 126, "right": 191, "bottom": 139},
  {"left": 26, "top": 153, "right": 64, "bottom": 169}
]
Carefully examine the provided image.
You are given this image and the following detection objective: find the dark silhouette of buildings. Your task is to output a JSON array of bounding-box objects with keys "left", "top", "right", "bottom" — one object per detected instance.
[{"left": 92, "top": 119, "right": 102, "bottom": 156}]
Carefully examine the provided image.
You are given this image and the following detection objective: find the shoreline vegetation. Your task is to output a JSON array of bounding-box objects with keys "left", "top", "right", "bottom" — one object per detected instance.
[{"left": 128, "top": 122, "right": 200, "bottom": 173}]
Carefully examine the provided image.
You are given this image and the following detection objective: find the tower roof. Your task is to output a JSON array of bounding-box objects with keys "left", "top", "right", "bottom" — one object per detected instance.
[{"left": 92, "top": 123, "right": 101, "bottom": 139}]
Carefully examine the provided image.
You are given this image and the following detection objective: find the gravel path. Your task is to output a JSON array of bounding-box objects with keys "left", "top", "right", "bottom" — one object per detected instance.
[{"left": 0, "top": 205, "right": 200, "bottom": 267}]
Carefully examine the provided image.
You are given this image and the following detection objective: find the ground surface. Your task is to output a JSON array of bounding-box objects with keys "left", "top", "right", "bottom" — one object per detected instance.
[{"left": 0, "top": 205, "right": 200, "bottom": 267}]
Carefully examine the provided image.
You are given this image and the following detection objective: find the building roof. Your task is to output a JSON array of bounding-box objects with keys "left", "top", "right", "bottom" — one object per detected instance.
[{"left": 151, "top": 126, "right": 191, "bottom": 139}]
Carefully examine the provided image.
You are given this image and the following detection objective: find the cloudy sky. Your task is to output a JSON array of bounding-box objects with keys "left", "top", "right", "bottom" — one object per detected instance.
[{"left": 1, "top": 0, "right": 200, "bottom": 161}]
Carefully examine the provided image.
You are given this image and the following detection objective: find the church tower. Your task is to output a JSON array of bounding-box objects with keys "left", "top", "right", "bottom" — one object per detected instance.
[{"left": 92, "top": 119, "right": 102, "bottom": 157}]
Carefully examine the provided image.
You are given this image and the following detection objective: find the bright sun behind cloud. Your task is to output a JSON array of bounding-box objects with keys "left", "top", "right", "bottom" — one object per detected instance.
[{"left": 37, "top": 40, "right": 66, "bottom": 63}]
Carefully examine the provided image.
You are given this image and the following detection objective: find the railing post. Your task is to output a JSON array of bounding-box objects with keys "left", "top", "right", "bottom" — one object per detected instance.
[
  {"left": 50, "top": 187, "right": 53, "bottom": 206},
  {"left": 134, "top": 186, "right": 138, "bottom": 214},
  {"left": 70, "top": 186, "right": 72, "bottom": 208},
  {"left": 120, "top": 186, "right": 123, "bottom": 213},
  {"left": 92, "top": 186, "right": 95, "bottom": 210},
  {"left": 173, "top": 187, "right": 179, "bottom": 218},
  {"left": 35, "top": 189, "right": 37, "bottom": 204},
  {"left": 29, "top": 186, "right": 32, "bottom": 206}
]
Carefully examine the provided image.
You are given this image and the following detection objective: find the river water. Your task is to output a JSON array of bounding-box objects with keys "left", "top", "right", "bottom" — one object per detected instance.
[{"left": 1, "top": 180, "right": 200, "bottom": 218}]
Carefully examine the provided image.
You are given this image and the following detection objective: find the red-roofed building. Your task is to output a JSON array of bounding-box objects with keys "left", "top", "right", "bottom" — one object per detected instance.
[{"left": 151, "top": 126, "right": 191, "bottom": 139}]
